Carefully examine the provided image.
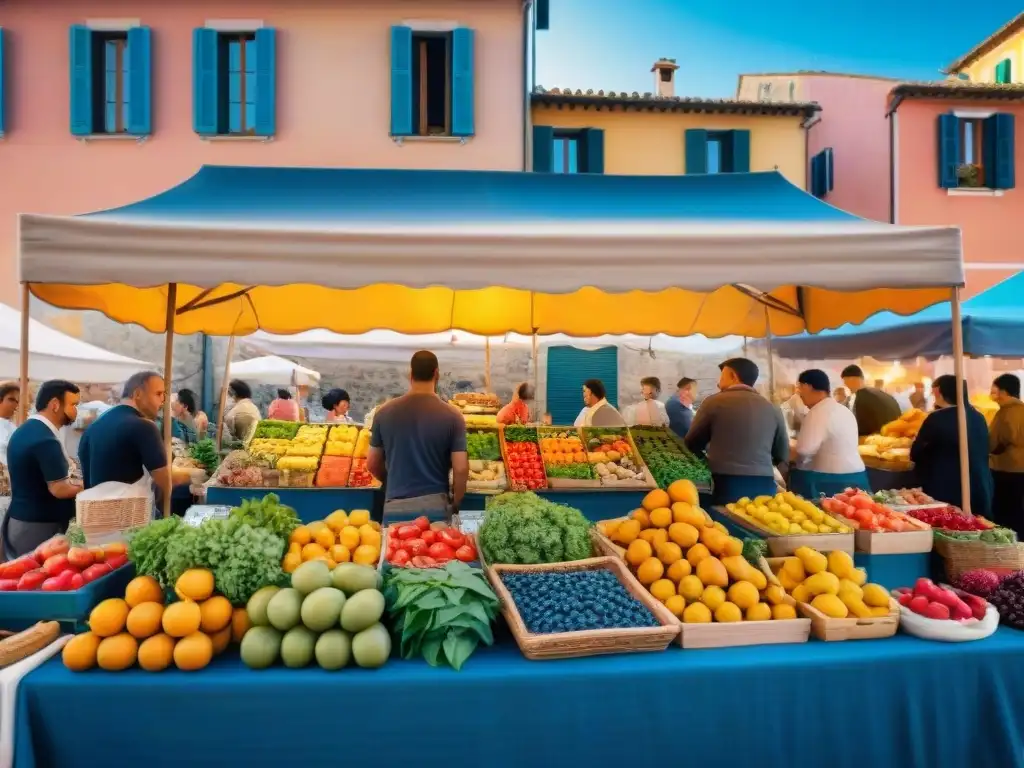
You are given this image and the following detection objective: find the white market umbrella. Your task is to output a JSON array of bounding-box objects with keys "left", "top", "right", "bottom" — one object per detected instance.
[{"left": 227, "top": 355, "right": 321, "bottom": 387}]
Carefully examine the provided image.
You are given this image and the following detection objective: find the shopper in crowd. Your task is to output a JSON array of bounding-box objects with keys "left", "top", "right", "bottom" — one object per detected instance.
[
  {"left": 497, "top": 383, "right": 534, "bottom": 425},
  {"left": 580, "top": 379, "right": 625, "bottom": 427},
  {"left": 368, "top": 351, "right": 468, "bottom": 523},
  {"left": 224, "top": 379, "right": 261, "bottom": 444},
  {"left": 173, "top": 389, "right": 201, "bottom": 435},
  {"left": 909, "top": 382, "right": 929, "bottom": 411},
  {"left": 685, "top": 357, "right": 788, "bottom": 505},
  {"left": 840, "top": 364, "right": 902, "bottom": 436},
  {"left": 788, "top": 369, "right": 867, "bottom": 498},
  {"left": 623, "top": 377, "right": 669, "bottom": 427},
  {"left": 322, "top": 388, "right": 354, "bottom": 424},
  {"left": 989, "top": 373, "right": 1024, "bottom": 533},
  {"left": 268, "top": 389, "right": 300, "bottom": 422},
  {"left": 1, "top": 380, "right": 82, "bottom": 559},
  {"left": 666, "top": 377, "right": 697, "bottom": 438},
  {"left": 910, "top": 375, "right": 992, "bottom": 519},
  {"left": 0, "top": 382, "right": 20, "bottom": 467},
  {"left": 834, "top": 387, "right": 849, "bottom": 407},
  {"left": 781, "top": 384, "right": 810, "bottom": 432}
]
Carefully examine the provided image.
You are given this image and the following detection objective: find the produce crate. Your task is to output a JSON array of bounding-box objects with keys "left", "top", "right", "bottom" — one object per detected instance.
[
  {"left": 377, "top": 529, "right": 481, "bottom": 576},
  {"left": 933, "top": 539, "right": 1024, "bottom": 581},
  {"left": 579, "top": 427, "right": 657, "bottom": 489},
  {"left": 465, "top": 427, "right": 508, "bottom": 493},
  {"left": 628, "top": 426, "right": 712, "bottom": 492},
  {"left": 713, "top": 506, "right": 854, "bottom": 556},
  {"left": 0, "top": 564, "right": 135, "bottom": 632},
  {"left": 765, "top": 557, "right": 900, "bottom": 641},
  {"left": 498, "top": 425, "right": 549, "bottom": 492},
  {"left": 486, "top": 556, "right": 679, "bottom": 660},
  {"left": 825, "top": 510, "right": 933, "bottom": 555},
  {"left": 537, "top": 427, "right": 600, "bottom": 489}
]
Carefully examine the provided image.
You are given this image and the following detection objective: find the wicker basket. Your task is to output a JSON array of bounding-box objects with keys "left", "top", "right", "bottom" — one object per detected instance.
[
  {"left": 935, "top": 538, "right": 1024, "bottom": 580},
  {"left": 75, "top": 493, "right": 152, "bottom": 539}
]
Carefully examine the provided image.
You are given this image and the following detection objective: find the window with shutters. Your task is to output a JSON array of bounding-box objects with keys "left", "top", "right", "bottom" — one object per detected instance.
[
  {"left": 937, "top": 112, "right": 1015, "bottom": 191},
  {"left": 222, "top": 34, "right": 256, "bottom": 134},
  {"left": 412, "top": 32, "right": 451, "bottom": 136},
  {"left": 390, "top": 26, "right": 473, "bottom": 139},
  {"left": 995, "top": 58, "right": 1012, "bottom": 84},
  {"left": 192, "top": 27, "right": 275, "bottom": 138},
  {"left": 70, "top": 25, "right": 150, "bottom": 137},
  {"left": 958, "top": 117, "right": 985, "bottom": 187},
  {"left": 101, "top": 35, "right": 129, "bottom": 134}
]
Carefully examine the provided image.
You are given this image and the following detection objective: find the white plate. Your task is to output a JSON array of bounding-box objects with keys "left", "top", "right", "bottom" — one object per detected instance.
[{"left": 898, "top": 603, "right": 999, "bottom": 642}]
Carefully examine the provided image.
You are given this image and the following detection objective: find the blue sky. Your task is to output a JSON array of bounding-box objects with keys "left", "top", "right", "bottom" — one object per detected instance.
[{"left": 536, "top": 1, "right": 1020, "bottom": 98}]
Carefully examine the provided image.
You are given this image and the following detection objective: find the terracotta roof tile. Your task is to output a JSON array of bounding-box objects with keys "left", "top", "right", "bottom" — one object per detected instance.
[
  {"left": 888, "top": 80, "right": 1024, "bottom": 111},
  {"left": 531, "top": 87, "right": 820, "bottom": 118}
]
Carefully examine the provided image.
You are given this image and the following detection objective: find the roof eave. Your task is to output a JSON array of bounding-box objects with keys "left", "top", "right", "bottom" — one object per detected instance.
[{"left": 530, "top": 93, "right": 820, "bottom": 119}]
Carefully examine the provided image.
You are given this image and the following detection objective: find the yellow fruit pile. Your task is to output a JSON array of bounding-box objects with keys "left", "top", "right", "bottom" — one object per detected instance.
[
  {"left": 770, "top": 547, "right": 892, "bottom": 620},
  {"left": 726, "top": 491, "right": 852, "bottom": 536},
  {"left": 62, "top": 570, "right": 251, "bottom": 673},
  {"left": 599, "top": 487, "right": 798, "bottom": 624},
  {"left": 325, "top": 424, "right": 359, "bottom": 457},
  {"left": 282, "top": 510, "right": 381, "bottom": 573},
  {"left": 353, "top": 428, "right": 371, "bottom": 460}
]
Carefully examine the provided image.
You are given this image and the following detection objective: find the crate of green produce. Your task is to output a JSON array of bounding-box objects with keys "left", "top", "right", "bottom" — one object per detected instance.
[
  {"left": 465, "top": 428, "right": 507, "bottom": 492},
  {"left": 538, "top": 427, "right": 599, "bottom": 489},
  {"left": 252, "top": 420, "right": 301, "bottom": 441},
  {"left": 629, "top": 427, "right": 711, "bottom": 490}
]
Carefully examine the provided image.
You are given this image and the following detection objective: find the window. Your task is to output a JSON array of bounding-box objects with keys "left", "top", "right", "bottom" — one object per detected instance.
[
  {"left": 707, "top": 135, "right": 723, "bottom": 173},
  {"left": 192, "top": 27, "right": 276, "bottom": 137},
  {"left": 685, "top": 129, "right": 750, "bottom": 174},
  {"left": 810, "top": 148, "right": 834, "bottom": 198},
  {"left": 390, "top": 26, "right": 474, "bottom": 138},
  {"left": 995, "top": 58, "right": 1012, "bottom": 84},
  {"left": 552, "top": 135, "right": 578, "bottom": 173},
  {"left": 937, "top": 113, "right": 1015, "bottom": 190},
  {"left": 531, "top": 126, "right": 604, "bottom": 173},
  {"left": 959, "top": 117, "right": 984, "bottom": 186},
  {"left": 757, "top": 82, "right": 772, "bottom": 102},
  {"left": 69, "top": 25, "right": 151, "bottom": 137}
]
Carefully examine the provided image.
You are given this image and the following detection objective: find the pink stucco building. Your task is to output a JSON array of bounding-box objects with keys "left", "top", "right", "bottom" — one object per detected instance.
[{"left": 0, "top": 0, "right": 542, "bottom": 307}]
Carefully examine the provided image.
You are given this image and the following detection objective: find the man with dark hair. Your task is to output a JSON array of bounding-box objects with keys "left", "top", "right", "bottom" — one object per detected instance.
[
  {"left": 624, "top": 376, "right": 668, "bottom": 427},
  {"left": 666, "top": 377, "right": 698, "bottom": 438},
  {"left": 685, "top": 357, "right": 788, "bottom": 504},
  {"left": 910, "top": 375, "right": 992, "bottom": 519},
  {"left": 580, "top": 378, "right": 625, "bottom": 427},
  {"left": 225, "top": 379, "right": 261, "bottom": 443},
  {"left": 0, "top": 382, "right": 20, "bottom": 466},
  {"left": 989, "top": 373, "right": 1024, "bottom": 533},
  {"left": 79, "top": 371, "right": 179, "bottom": 506},
  {"left": 2, "top": 380, "right": 82, "bottom": 558},
  {"left": 173, "top": 389, "right": 200, "bottom": 432},
  {"left": 367, "top": 351, "right": 468, "bottom": 523},
  {"left": 840, "top": 364, "right": 902, "bottom": 436}
]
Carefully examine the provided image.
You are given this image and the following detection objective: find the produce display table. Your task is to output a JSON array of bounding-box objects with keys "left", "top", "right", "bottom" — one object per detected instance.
[{"left": 14, "top": 628, "right": 1024, "bottom": 768}]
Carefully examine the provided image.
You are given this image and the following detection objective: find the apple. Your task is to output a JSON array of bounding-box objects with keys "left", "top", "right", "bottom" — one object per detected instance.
[{"left": 66, "top": 547, "right": 94, "bottom": 570}]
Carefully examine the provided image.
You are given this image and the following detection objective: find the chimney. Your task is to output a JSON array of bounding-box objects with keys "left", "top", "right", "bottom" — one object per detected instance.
[{"left": 652, "top": 58, "right": 680, "bottom": 98}]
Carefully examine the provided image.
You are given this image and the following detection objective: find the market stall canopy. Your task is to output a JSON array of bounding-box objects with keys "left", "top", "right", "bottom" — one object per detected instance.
[
  {"left": 227, "top": 355, "right": 321, "bottom": 387},
  {"left": 0, "top": 304, "right": 150, "bottom": 382},
  {"left": 771, "top": 271, "right": 1024, "bottom": 361},
  {"left": 19, "top": 166, "right": 964, "bottom": 338}
]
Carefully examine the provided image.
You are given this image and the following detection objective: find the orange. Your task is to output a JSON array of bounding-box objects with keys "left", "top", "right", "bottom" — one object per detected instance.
[
  {"left": 125, "top": 575, "right": 164, "bottom": 608},
  {"left": 642, "top": 489, "right": 671, "bottom": 512},
  {"left": 686, "top": 543, "right": 711, "bottom": 568},
  {"left": 96, "top": 633, "right": 138, "bottom": 671},
  {"left": 289, "top": 526, "right": 312, "bottom": 546},
  {"left": 330, "top": 544, "right": 352, "bottom": 564},
  {"left": 625, "top": 539, "right": 652, "bottom": 567},
  {"left": 339, "top": 526, "right": 361, "bottom": 550},
  {"left": 649, "top": 507, "right": 672, "bottom": 529},
  {"left": 175, "top": 569, "right": 215, "bottom": 602},
  {"left": 359, "top": 526, "right": 382, "bottom": 548},
  {"left": 682, "top": 602, "right": 712, "bottom": 623},
  {"left": 678, "top": 575, "right": 704, "bottom": 602},
  {"left": 612, "top": 519, "right": 641, "bottom": 545},
  {"left": 666, "top": 559, "right": 692, "bottom": 583},
  {"left": 636, "top": 557, "right": 664, "bottom": 585},
  {"left": 656, "top": 542, "right": 683, "bottom": 566},
  {"left": 353, "top": 544, "right": 379, "bottom": 566},
  {"left": 630, "top": 509, "right": 650, "bottom": 529},
  {"left": 301, "top": 542, "right": 327, "bottom": 561},
  {"left": 700, "top": 585, "right": 727, "bottom": 611},
  {"left": 649, "top": 578, "right": 676, "bottom": 602},
  {"left": 211, "top": 625, "right": 232, "bottom": 655},
  {"left": 667, "top": 479, "right": 699, "bottom": 506},
  {"left": 162, "top": 601, "right": 202, "bottom": 638},
  {"left": 199, "top": 596, "right": 233, "bottom": 633},
  {"left": 282, "top": 552, "right": 302, "bottom": 573},
  {"left": 88, "top": 598, "right": 130, "bottom": 638},
  {"left": 231, "top": 607, "right": 252, "bottom": 643},
  {"left": 727, "top": 581, "right": 760, "bottom": 611},
  {"left": 173, "top": 632, "right": 214, "bottom": 671},
  {"left": 348, "top": 509, "right": 370, "bottom": 527},
  {"left": 664, "top": 595, "right": 686, "bottom": 617},
  {"left": 668, "top": 522, "right": 699, "bottom": 549},
  {"left": 325, "top": 510, "right": 349, "bottom": 532},
  {"left": 137, "top": 633, "right": 176, "bottom": 672},
  {"left": 314, "top": 527, "right": 336, "bottom": 549},
  {"left": 714, "top": 601, "right": 743, "bottom": 623},
  {"left": 126, "top": 602, "right": 164, "bottom": 639},
  {"left": 62, "top": 632, "right": 101, "bottom": 672}
]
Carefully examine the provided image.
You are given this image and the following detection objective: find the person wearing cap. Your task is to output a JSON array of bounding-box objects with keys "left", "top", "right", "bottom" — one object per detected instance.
[
  {"left": 789, "top": 369, "right": 868, "bottom": 498},
  {"left": 841, "top": 364, "right": 902, "bottom": 436},
  {"left": 684, "top": 357, "right": 788, "bottom": 505}
]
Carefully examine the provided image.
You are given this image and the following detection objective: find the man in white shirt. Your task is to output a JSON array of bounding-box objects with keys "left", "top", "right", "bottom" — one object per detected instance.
[
  {"left": 0, "top": 382, "right": 20, "bottom": 467},
  {"left": 623, "top": 377, "right": 669, "bottom": 427},
  {"left": 790, "top": 369, "right": 867, "bottom": 497}
]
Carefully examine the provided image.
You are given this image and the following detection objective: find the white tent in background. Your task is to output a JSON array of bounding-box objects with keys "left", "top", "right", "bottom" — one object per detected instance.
[
  {"left": 227, "top": 355, "right": 321, "bottom": 387},
  {"left": 0, "top": 304, "right": 150, "bottom": 383}
]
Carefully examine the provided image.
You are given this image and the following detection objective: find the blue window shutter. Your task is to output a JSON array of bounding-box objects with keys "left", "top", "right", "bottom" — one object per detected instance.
[
  {"left": 582, "top": 128, "right": 604, "bottom": 173},
  {"left": 685, "top": 129, "right": 708, "bottom": 173},
  {"left": 546, "top": 346, "right": 619, "bottom": 425},
  {"left": 535, "top": 0, "right": 550, "bottom": 30},
  {"left": 192, "top": 28, "right": 219, "bottom": 135},
  {"left": 532, "top": 125, "right": 554, "bottom": 172},
  {"left": 729, "top": 129, "right": 751, "bottom": 172},
  {"left": 996, "top": 59, "right": 1011, "bottom": 84},
  {"left": 69, "top": 25, "right": 93, "bottom": 136},
  {"left": 809, "top": 153, "right": 821, "bottom": 196},
  {"left": 450, "top": 28, "right": 474, "bottom": 137},
  {"left": 987, "top": 113, "right": 1016, "bottom": 190},
  {"left": 125, "top": 26, "right": 152, "bottom": 136},
  {"left": 389, "top": 25, "right": 413, "bottom": 136},
  {"left": 937, "top": 113, "right": 960, "bottom": 188},
  {"left": 253, "top": 27, "right": 276, "bottom": 136},
  {"left": 0, "top": 28, "right": 6, "bottom": 135},
  {"left": 826, "top": 147, "right": 835, "bottom": 192}
]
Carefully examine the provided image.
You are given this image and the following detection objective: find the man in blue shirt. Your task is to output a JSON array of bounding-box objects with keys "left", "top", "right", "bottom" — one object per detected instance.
[
  {"left": 666, "top": 377, "right": 697, "bottom": 438},
  {"left": 2, "top": 380, "right": 83, "bottom": 559}
]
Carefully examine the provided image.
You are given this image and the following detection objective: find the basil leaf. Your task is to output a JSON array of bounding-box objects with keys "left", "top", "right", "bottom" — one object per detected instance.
[
  {"left": 444, "top": 629, "right": 479, "bottom": 671},
  {"left": 445, "top": 614, "right": 494, "bottom": 646},
  {"left": 392, "top": 584, "right": 429, "bottom": 611},
  {"left": 422, "top": 636, "right": 443, "bottom": 666},
  {"left": 441, "top": 586, "right": 467, "bottom": 605},
  {"left": 413, "top": 592, "right": 448, "bottom": 611},
  {"left": 434, "top": 604, "right": 471, "bottom": 627},
  {"left": 451, "top": 574, "right": 499, "bottom": 602}
]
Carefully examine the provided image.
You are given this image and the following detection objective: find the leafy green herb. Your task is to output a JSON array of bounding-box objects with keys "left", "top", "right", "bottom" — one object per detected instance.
[
  {"left": 741, "top": 536, "right": 768, "bottom": 565},
  {"left": 230, "top": 493, "right": 300, "bottom": 540},
  {"left": 383, "top": 561, "right": 500, "bottom": 671},
  {"left": 189, "top": 438, "right": 219, "bottom": 473},
  {"left": 544, "top": 463, "right": 594, "bottom": 480},
  {"left": 479, "top": 492, "right": 592, "bottom": 564},
  {"left": 127, "top": 516, "right": 184, "bottom": 584},
  {"left": 467, "top": 430, "right": 502, "bottom": 461},
  {"left": 252, "top": 420, "right": 301, "bottom": 441},
  {"left": 503, "top": 425, "right": 538, "bottom": 443}
]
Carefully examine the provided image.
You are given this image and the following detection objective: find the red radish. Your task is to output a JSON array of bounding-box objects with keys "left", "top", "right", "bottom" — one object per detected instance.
[
  {"left": 17, "top": 570, "right": 46, "bottom": 590},
  {"left": 950, "top": 601, "right": 973, "bottom": 621},
  {"left": 68, "top": 573, "right": 84, "bottom": 590},
  {"left": 924, "top": 602, "right": 950, "bottom": 620},
  {"left": 55, "top": 570, "right": 76, "bottom": 590},
  {"left": 0, "top": 579, "right": 18, "bottom": 591},
  {"left": 898, "top": 592, "right": 914, "bottom": 607},
  {"left": 908, "top": 595, "right": 930, "bottom": 615}
]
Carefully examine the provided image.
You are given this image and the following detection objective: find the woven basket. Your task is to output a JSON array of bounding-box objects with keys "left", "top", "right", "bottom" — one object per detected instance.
[
  {"left": 935, "top": 538, "right": 1024, "bottom": 580},
  {"left": 76, "top": 493, "right": 152, "bottom": 539}
]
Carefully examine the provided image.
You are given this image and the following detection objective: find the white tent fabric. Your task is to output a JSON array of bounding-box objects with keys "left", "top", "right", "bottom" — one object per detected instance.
[
  {"left": 228, "top": 355, "right": 321, "bottom": 387},
  {"left": 0, "top": 304, "right": 149, "bottom": 383}
]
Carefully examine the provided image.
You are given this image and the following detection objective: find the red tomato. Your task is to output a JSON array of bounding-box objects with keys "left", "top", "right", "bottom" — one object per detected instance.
[
  {"left": 56, "top": 570, "right": 76, "bottom": 590},
  {"left": 17, "top": 570, "right": 46, "bottom": 591},
  {"left": 81, "top": 563, "right": 112, "bottom": 584},
  {"left": 391, "top": 549, "right": 411, "bottom": 566},
  {"left": 428, "top": 542, "right": 455, "bottom": 560},
  {"left": 406, "top": 538, "right": 429, "bottom": 556},
  {"left": 439, "top": 529, "right": 464, "bottom": 548},
  {"left": 42, "top": 555, "right": 72, "bottom": 578},
  {"left": 421, "top": 529, "right": 437, "bottom": 544},
  {"left": 0, "top": 579, "right": 18, "bottom": 591},
  {"left": 410, "top": 555, "right": 436, "bottom": 568},
  {"left": 455, "top": 545, "right": 476, "bottom": 562},
  {"left": 0, "top": 557, "right": 37, "bottom": 581},
  {"left": 397, "top": 525, "right": 420, "bottom": 540},
  {"left": 413, "top": 516, "right": 430, "bottom": 531},
  {"left": 66, "top": 547, "right": 94, "bottom": 570},
  {"left": 106, "top": 554, "right": 129, "bottom": 570},
  {"left": 68, "top": 573, "right": 85, "bottom": 590},
  {"left": 41, "top": 577, "right": 63, "bottom": 591}
]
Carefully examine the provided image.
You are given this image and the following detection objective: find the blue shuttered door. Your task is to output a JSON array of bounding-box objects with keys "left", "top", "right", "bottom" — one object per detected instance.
[
  {"left": 532, "top": 125, "right": 554, "bottom": 171},
  {"left": 389, "top": 25, "right": 413, "bottom": 136},
  {"left": 451, "top": 27, "right": 474, "bottom": 137},
  {"left": 69, "top": 25, "right": 93, "bottom": 136},
  {"left": 192, "top": 28, "right": 219, "bottom": 135},
  {"left": 546, "top": 346, "right": 618, "bottom": 426},
  {"left": 988, "top": 113, "right": 1015, "bottom": 190},
  {"left": 0, "top": 28, "right": 5, "bottom": 135},
  {"left": 582, "top": 127, "right": 604, "bottom": 173},
  {"left": 253, "top": 28, "right": 276, "bottom": 136},
  {"left": 729, "top": 129, "right": 751, "bottom": 172},
  {"left": 685, "top": 129, "right": 708, "bottom": 173},
  {"left": 125, "top": 26, "right": 151, "bottom": 136},
  {"left": 937, "top": 113, "right": 960, "bottom": 188}
]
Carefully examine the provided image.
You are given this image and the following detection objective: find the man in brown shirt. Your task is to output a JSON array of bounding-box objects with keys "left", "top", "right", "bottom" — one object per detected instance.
[{"left": 990, "top": 373, "right": 1024, "bottom": 534}]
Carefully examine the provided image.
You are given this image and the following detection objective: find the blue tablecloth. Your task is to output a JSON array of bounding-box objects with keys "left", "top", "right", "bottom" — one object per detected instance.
[{"left": 14, "top": 627, "right": 1024, "bottom": 768}]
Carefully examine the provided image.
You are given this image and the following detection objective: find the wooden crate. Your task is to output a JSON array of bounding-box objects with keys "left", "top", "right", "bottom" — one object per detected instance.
[
  {"left": 579, "top": 427, "right": 658, "bottom": 489},
  {"left": 498, "top": 425, "right": 550, "bottom": 492},
  {"left": 765, "top": 556, "right": 900, "bottom": 641},
  {"left": 537, "top": 427, "right": 601, "bottom": 489},
  {"left": 627, "top": 426, "right": 713, "bottom": 492},
  {"left": 827, "top": 510, "right": 933, "bottom": 555},
  {"left": 714, "top": 505, "right": 854, "bottom": 556},
  {"left": 485, "top": 556, "right": 679, "bottom": 660}
]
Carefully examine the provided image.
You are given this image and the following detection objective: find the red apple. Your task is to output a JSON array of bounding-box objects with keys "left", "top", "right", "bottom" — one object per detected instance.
[{"left": 66, "top": 547, "right": 94, "bottom": 570}]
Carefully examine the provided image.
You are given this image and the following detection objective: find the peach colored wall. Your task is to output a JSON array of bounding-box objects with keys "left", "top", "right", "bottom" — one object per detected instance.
[
  {"left": 0, "top": 0, "right": 526, "bottom": 306},
  {"left": 896, "top": 98, "right": 1024, "bottom": 297}
]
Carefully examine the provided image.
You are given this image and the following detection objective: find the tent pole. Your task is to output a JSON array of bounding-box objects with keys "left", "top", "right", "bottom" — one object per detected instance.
[
  {"left": 484, "top": 337, "right": 492, "bottom": 391},
  {"left": 161, "top": 284, "right": 178, "bottom": 519},
  {"left": 215, "top": 333, "right": 237, "bottom": 450},
  {"left": 950, "top": 287, "right": 972, "bottom": 516},
  {"left": 764, "top": 308, "right": 776, "bottom": 401},
  {"left": 18, "top": 283, "right": 29, "bottom": 423},
  {"left": 532, "top": 332, "right": 539, "bottom": 420}
]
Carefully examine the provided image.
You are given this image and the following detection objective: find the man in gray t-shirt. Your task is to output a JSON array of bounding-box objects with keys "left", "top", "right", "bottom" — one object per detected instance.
[{"left": 368, "top": 351, "right": 469, "bottom": 521}]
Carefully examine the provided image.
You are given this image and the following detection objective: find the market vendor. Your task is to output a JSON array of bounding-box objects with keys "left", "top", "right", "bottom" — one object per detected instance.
[
  {"left": 368, "top": 351, "right": 468, "bottom": 522},
  {"left": 841, "top": 364, "right": 902, "bottom": 436},
  {"left": 224, "top": 380, "right": 262, "bottom": 444},
  {"left": 322, "top": 388, "right": 355, "bottom": 424},
  {"left": 665, "top": 377, "right": 697, "bottom": 438},
  {"left": 788, "top": 369, "right": 868, "bottom": 498},
  {"left": 684, "top": 358, "right": 788, "bottom": 505},
  {"left": 580, "top": 379, "right": 625, "bottom": 427},
  {"left": 910, "top": 375, "right": 992, "bottom": 518},
  {"left": 497, "top": 383, "right": 534, "bottom": 425},
  {"left": 2, "top": 380, "right": 83, "bottom": 559},
  {"left": 623, "top": 377, "right": 669, "bottom": 427},
  {"left": 989, "top": 373, "right": 1024, "bottom": 533}
]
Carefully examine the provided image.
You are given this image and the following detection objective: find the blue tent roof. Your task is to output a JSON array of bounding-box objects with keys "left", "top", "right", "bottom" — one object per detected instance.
[{"left": 772, "top": 272, "right": 1024, "bottom": 360}]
